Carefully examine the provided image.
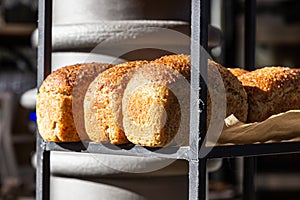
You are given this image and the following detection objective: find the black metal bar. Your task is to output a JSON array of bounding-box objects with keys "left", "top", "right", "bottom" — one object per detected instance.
[
  {"left": 199, "top": 0, "right": 208, "bottom": 147},
  {"left": 206, "top": 141, "right": 300, "bottom": 159},
  {"left": 44, "top": 140, "right": 300, "bottom": 160},
  {"left": 46, "top": 142, "right": 190, "bottom": 160},
  {"left": 223, "top": 0, "right": 239, "bottom": 67},
  {"left": 199, "top": 4, "right": 209, "bottom": 200},
  {"left": 243, "top": 156, "right": 258, "bottom": 200},
  {"left": 199, "top": 0, "right": 209, "bottom": 200},
  {"left": 37, "top": 0, "right": 52, "bottom": 88},
  {"left": 37, "top": 0, "right": 52, "bottom": 199},
  {"left": 199, "top": 158, "right": 207, "bottom": 200},
  {"left": 244, "top": 0, "right": 256, "bottom": 71},
  {"left": 244, "top": 1, "right": 256, "bottom": 199},
  {"left": 243, "top": 157, "right": 256, "bottom": 200},
  {"left": 36, "top": 136, "right": 51, "bottom": 200}
]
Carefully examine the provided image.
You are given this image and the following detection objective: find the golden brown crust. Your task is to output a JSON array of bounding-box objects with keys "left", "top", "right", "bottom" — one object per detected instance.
[
  {"left": 123, "top": 55, "right": 248, "bottom": 147},
  {"left": 227, "top": 68, "right": 249, "bottom": 78},
  {"left": 84, "top": 60, "right": 148, "bottom": 144},
  {"left": 37, "top": 62, "right": 112, "bottom": 142},
  {"left": 122, "top": 63, "right": 188, "bottom": 147},
  {"left": 208, "top": 60, "right": 248, "bottom": 123},
  {"left": 153, "top": 54, "right": 191, "bottom": 81},
  {"left": 37, "top": 93, "right": 75, "bottom": 142},
  {"left": 238, "top": 67, "right": 300, "bottom": 122},
  {"left": 39, "top": 63, "right": 108, "bottom": 95}
]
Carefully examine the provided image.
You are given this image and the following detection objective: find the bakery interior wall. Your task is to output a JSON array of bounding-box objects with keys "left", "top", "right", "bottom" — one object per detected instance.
[{"left": 0, "top": 0, "right": 300, "bottom": 199}]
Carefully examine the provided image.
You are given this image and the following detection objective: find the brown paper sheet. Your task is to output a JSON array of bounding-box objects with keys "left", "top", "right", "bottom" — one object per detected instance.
[{"left": 216, "top": 110, "right": 300, "bottom": 145}]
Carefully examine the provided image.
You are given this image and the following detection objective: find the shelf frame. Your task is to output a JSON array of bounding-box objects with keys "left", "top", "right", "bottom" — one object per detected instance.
[
  {"left": 36, "top": 0, "right": 52, "bottom": 199},
  {"left": 44, "top": 140, "right": 300, "bottom": 160},
  {"left": 36, "top": 0, "right": 299, "bottom": 200}
]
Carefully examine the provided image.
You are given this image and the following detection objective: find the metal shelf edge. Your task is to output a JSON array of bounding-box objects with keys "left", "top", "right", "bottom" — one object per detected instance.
[
  {"left": 205, "top": 141, "right": 300, "bottom": 158},
  {"left": 45, "top": 141, "right": 190, "bottom": 160},
  {"left": 45, "top": 140, "right": 300, "bottom": 160}
]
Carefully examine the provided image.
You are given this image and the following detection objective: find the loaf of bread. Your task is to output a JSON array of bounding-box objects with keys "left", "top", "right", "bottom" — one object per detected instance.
[
  {"left": 208, "top": 60, "right": 248, "bottom": 123},
  {"left": 84, "top": 60, "right": 148, "bottom": 144},
  {"left": 36, "top": 63, "right": 112, "bottom": 142},
  {"left": 238, "top": 67, "right": 300, "bottom": 122},
  {"left": 122, "top": 55, "right": 190, "bottom": 147},
  {"left": 122, "top": 55, "right": 248, "bottom": 147},
  {"left": 37, "top": 55, "right": 248, "bottom": 146},
  {"left": 228, "top": 68, "right": 248, "bottom": 77},
  {"left": 152, "top": 54, "right": 191, "bottom": 81}
]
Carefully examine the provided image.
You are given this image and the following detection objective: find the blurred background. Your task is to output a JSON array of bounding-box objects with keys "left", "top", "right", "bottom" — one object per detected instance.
[
  {"left": 0, "top": 0, "right": 37, "bottom": 199},
  {"left": 0, "top": 0, "right": 299, "bottom": 199}
]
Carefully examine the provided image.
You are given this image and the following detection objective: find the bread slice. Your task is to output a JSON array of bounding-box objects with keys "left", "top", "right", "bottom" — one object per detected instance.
[
  {"left": 238, "top": 67, "right": 300, "bottom": 122},
  {"left": 84, "top": 60, "right": 148, "bottom": 144},
  {"left": 36, "top": 63, "right": 112, "bottom": 142}
]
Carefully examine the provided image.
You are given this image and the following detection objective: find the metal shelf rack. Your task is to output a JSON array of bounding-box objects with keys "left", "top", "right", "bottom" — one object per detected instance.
[{"left": 36, "top": 0, "right": 300, "bottom": 200}]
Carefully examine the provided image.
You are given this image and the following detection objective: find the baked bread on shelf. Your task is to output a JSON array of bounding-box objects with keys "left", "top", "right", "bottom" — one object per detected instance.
[
  {"left": 122, "top": 55, "right": 248, "bottom": 147},
  {"left": 207, "top": 60, "right": 248, "bottom": 124},
  {"left": 36, "top": 55, "right": 249, "bottom": 147},
  {"left": 238, "top": 67, "right": 300, "bottom": 122},
  {"left": 122, "top": 55, "right": 191, "bottom": 147},
  {"left": 36, "top": 62, "right": 112, "bottom": 142},
  {"left": 152, "top": 54, "right": 191, "bottom": 81},
  {"left": 84, "top": 60, "right": 148, "bottom": 144},
  {"left": 227, "top": 68, "right": 248, "bottom": 77}
]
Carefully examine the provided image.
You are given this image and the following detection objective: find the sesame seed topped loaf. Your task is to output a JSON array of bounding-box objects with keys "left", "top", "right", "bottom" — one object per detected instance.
[
  {"left": 208, "top": 60, "right": 248, "bottom": 124},
  {"left": 84, "top": 60, "right": 148, "bottom": 144},
  {"left": 153, "top": 54, "right": 191, "bottom": 81},
  {"left": 238, "top": 67, "right": 300, "bottom": 122},
  {"left": 122, "top": 55, "right": 191, "bottom": 147},
  {"left": 227, "top": 68, "right": 249, "bottom": 78},
  {"left": 122, "top": 55, "right": 248, "bottom": 147},
  {"left": 37, "top": 62, "right": 112, "bottom": 142}
]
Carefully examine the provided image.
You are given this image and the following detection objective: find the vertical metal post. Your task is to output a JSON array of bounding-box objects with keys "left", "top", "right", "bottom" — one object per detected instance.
[
  {"left": 190, "top": 0, "right": 209, "bottom": 199},
  {"left": 223, "top": 0, "right": 238, "bottom": 67},
  {"left": 243, "top": 157, "right": 257, "bottom": 200},
  {"left": 190, "top": 0, "right": 201, "bottom": 198},
  {"left": 244, "top": 0, "right": 256, "bottom": 200},
  {"left": 37, "top": 0, "right": 52, "bottom": 199},
  {"left": 244, "top": 0, "right": 256, "bottom": 71},
  {"left": 36, "top": 136, "right": 51, "bottom": 200},
  {"left": 199, "top": 0, "right": 209, "bottom": 200}
]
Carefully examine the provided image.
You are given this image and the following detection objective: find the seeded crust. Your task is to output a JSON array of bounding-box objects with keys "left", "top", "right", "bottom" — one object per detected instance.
[
  {"left": 238, "top": 67, "right": 300, "bottom": 122},
  {"left": 153, "top": 54, "right": 191, "bottom": 81},
  {"left": 155, "top": 56, "right": 248, "bottom": 123},
  {"left": 208, "top": 60, "right": 248, "bottom": 123},
  {"left": 37, "top": 63, "right": 112, "bottom": 142},
  {"left": 228, "top": 68, "right": 249, "bottom": 78},
  {"left": 84, "top": 60, "right": 148, "bottom": 144},
  {"left": 122, "top": 56, "right": 190, "bottom": 147},
  {"left": 122, "top": 55, "right": 248, "bottom": 147}
]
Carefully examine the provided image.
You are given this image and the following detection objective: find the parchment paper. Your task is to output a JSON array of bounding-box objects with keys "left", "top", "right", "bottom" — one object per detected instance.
[{"left": 216, "top": 110, "right": 300, "bottom": 145}]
